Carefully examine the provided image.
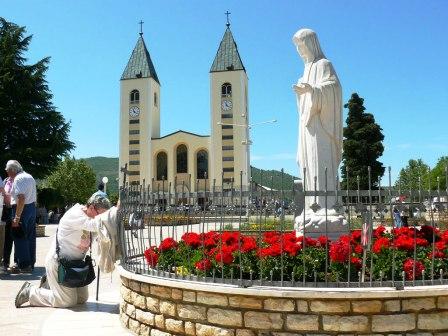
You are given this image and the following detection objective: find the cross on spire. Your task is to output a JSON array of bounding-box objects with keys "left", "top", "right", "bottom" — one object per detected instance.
[
  {"left": 225, "top": 11, "right": 231, "bottom": 27},
  {"left": 139, "top": 20, "right": 144, "bottom": 36}
]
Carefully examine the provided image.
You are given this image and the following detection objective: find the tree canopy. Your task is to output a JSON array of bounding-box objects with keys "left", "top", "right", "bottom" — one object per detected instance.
[
  {"left": 340, "top": 93, "right": 385, "bottom": 189},
  {"left": 45, "top": 157, "right": 96, "bottom": 205},
  {"left": 395, "top": 159, "right": 430, "bottom": 191},
  {"left": 0, "top": 18, "right": 74, "bottom": 179}
]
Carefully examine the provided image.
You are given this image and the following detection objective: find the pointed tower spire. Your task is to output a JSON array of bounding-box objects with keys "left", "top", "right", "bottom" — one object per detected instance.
[
  {"left": 121, "top": 33, "right": 160, "bottom": 83},
  {"left": 210, "top": 18, "right": 245, "bottom": 73}
]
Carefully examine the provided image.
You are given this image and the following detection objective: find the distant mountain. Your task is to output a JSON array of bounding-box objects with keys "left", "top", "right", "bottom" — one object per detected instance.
[{"left": 82, "top": 156, "right": 298, "bottom": 194}]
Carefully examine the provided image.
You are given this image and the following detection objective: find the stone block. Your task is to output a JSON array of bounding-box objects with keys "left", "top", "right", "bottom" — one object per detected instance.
[
  {"left": 372, "top": 314, "right": 415, "bottom": 332},
  {"left": 352, "top": 300, "right": 382, "bottom": 313},
  {"left": 208, "top": 308, "right": 243, "bottom": 327},
  {"left": 165, "top": 318, "right": 184, "bottom": 334},
  {"left": 120, "top": 276, "right": 129, "bottom": 287},
  {"left": 121, "top": 285, "right": 132, "bottom": 302},
  {"left": 178, "top": 304, "right": 207, "bottom": 321},
  {"left": 141, "top": 283, "right": 150, "bottom": 294},
  {"left": 139, "top": 324, "right": 151, "bottom": 336},
  {"left": 264, "top": 299, "right": 295, "bottom": 312},
  {"left": 402, "top": 298, "right": 436, "bottom": 311},
  {"left": 146, "top": 297, "right": 160, "bottom": 313},
  {"left": 150, "top": 330, "right": 171, "bottom": 336},
  {"left": 185, "top": 321, "right": 196, "bottom": 336},
  {"left": 322, "top": 315, "right": 368, "bottom": 332},
  {"left": 438, "top": 296, "right": 448, "bottom": 309},
  {"left": 172, "top": 289, "right": 183, "bottom": 300},
  {"left": 120, "top": 300, "right": 127, "bottom": 313},
  {"left": 136, "top": 309, "right": 155, "bottom": 326},
  {"left": 129, "top": 318, "right": 141, "bottom": 335},
  {"left": 405, "top": 333, "right": 432, "bottom": 336},
  {"left": 272, "top": 333, "right": 305, "bottom": 336},
  {"left": 229, "top": 296, "right": 263, "bottom": 309},
  {"left": 132, "top": 291, "right": 147, "bottom": 309},
  {"left": 196, "top": 323, "right": 235, "bottom": 336},
  {"left": 151, "top": 285, "right": 172, "bottom": 299},
  {"left": 418, "top": 312, "right": 448, "bottom": 330},
  {"left": 126, "top": 303, "right": 136, "bottom": 318},
  {"left": 183, "top": 290, "right": 196, "bottom": 302},
  {"left": 296, "top": 300, "right": 308, "bottom": 312},
  {"left": 129, "top": 280, "right": 141, "bottom": 292},
  {"left": 244, "top": 311, "right": 283, "bottom": 330},
  {"left": 236, "top": 329, "right": 256, "bottom": 336},
  {"left": 120, "top": 313, "right": 130, "bottom": 328},
  {"left": 197, "top": 292, "right": 228, "bottom": 306},
  {"left": 286, "top": 314, "right": 319, "bottom": 331},
  {"left": 310, "top": 300, "right": 350, "bottom": 313},
  {"left": 160, "top": 300, "right": 176, "bottom": 316},
  {"left": 155, "top": 314, "right": 165, "bottom": 329},
  {"left": 384, "top": 300, "right": 401, "bottom": 312}
]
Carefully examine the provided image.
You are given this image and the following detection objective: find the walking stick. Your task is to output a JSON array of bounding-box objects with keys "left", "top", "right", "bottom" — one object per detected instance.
[{"left": 96, "top": 266, "right": 100, "bottom": 301}]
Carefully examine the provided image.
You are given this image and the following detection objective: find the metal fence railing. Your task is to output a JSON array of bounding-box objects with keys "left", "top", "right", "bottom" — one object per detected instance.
[{"left": 117, "top": 167, "right": 448, "bottom": 289}]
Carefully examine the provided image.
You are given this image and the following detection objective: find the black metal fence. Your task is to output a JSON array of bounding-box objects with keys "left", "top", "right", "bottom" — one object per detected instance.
[{"left": 117, "top": 167, "right": 448, "bottom": 288}]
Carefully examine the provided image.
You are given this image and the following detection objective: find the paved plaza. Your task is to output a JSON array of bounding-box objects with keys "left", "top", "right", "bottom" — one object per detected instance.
[{"left": 0, "top": 225, "right": 131, "bottom": 336}]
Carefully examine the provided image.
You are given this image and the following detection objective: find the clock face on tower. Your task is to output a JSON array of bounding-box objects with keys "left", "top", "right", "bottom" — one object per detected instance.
[
  {"left": 221, "top": 100, "right": 233, "bottom": 111},
  {"left": 129, "top": 106, "right": 140, "bottom": 117}
]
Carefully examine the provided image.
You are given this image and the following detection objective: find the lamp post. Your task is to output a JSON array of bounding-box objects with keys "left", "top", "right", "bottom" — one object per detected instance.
[{"left": 102, "top": 176, "right": 109, "bottom": 194}]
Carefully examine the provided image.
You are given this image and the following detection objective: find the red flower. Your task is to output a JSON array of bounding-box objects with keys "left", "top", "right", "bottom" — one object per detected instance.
[
  {"left": 195, "top": 258, "right": 212, "bottom": 271},
  {"left": 350, "top": 256, "right": 362, "bottom": 269},
  {"left": 144, "top": 247, "right": 158, "bottom": 267},
  {"left": 436, "top": 240, "right": 447, "bottom": 251},
  {"left": 221, "top": 231, "right": 240, "bottom": 245},
  {"left": 374, "top": 225, "right": 386, "bottom": 238},
  {"left": 258, "top": 243, "right": 282, "bottom": 258},
  {"left": 284, "top": 241, "right": 301, "bottom": 256},
  {"left": 241, "top": 236, "right": 257, "bottom": 253},
  {"left": 415, "top": 238, "right": 429, "bottom": 247},
  {"left": 283, "top": 232, "right": 298, "bottom": 244},
  {"left": 182, "top": 232, "right": 201, "bottom": 248},
  {"left": 394, "top": 235, "right": 415, "bottom": 251},
  {"left": 372, "top": 237, "right": 390, "bottom": 254},
  {"left": 159, "top": 237, "right": 178, "bottom": 251},
  {"left": 353, "top": 244, "right": 363, "bottom": 254},
  {"left": 441, "top": 231, "right": 448, "bottom": 243},
  {"left": 317, "top": 236, "right": 330, "bottom": 247},
  {"left": 264, "top": 232, "right": 281, "bottom": 245},
  {"left": 215, "top": 251, "right": 233, "bottom": 265},
  {"left": 429, "top": 250, "right": 445, "bottom": 259},
  {"left": 351, "top": 230, "right": 362, "bottom": 242},
  {"left": 418, "top": 225, "right": 438, "bottom": 242},
  {"left": 403, "top": 258, "right": 424, "bottom": 280},
  {"left": 329, "top": 237, "right": 350, "bottom": 263}
]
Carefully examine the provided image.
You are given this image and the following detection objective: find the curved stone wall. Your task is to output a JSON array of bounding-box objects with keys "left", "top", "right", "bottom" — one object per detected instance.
[{"left": 119, "top": 266, "right": 448, "bottom": 335}]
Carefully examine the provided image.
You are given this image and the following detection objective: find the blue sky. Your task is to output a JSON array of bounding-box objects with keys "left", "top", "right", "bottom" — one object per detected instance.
[{"left": 2, "top": 0, "right": 447, "bottom": 183}]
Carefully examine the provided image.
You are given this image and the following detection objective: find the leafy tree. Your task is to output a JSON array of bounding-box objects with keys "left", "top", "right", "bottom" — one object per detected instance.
[
  {"left": 45, "top": 157, "right": 96, "bottom": 205},
  {"left": 0, "top": 18, "right": 74, "bottom": 179},
  {"left": 429, "top": 156, "right": 448, "bottom": 190},
  {"left": 395, "top": 159, "right": 430, "bottom": 191},
  {"left": 340, "top": 93, "right": 385, "bottom": 189}
]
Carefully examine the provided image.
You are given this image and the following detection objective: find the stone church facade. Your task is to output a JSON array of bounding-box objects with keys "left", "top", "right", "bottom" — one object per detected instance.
[{"left": 119, "top": 23, "right": 250, "bottom": 192}]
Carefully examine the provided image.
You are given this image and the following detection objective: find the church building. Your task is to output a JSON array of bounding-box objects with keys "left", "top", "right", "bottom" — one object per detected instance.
[{"left": 119, "top": 21, "right": 250, "bottom": 192}]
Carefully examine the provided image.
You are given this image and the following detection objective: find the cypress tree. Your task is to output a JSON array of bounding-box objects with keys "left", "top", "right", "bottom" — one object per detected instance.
[{"left": 340, "top": 93, "right": 385, "bottom": 189}]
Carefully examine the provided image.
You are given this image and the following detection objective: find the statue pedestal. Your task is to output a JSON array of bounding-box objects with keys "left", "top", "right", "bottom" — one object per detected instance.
[{"left": 295, "top": 209, "right": 348, "bottom": 240}]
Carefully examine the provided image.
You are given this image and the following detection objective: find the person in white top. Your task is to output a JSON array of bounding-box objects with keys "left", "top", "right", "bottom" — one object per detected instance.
[
  {"left": 6, "top": 160, "right": 37, "bottom": 273},
  {"left": 15, "top": 194, "right": 111, "bottom": 308}
]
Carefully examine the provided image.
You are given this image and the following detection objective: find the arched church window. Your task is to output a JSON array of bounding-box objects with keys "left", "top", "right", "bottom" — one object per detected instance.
[
  {"left": 196, "top": 150, "right": 208, "bottom": 179},
  {"left": 130, "top": 90, "right": 140, "bottom": 104},
  {"left": 176, "top": 144, "right": 188, "bottom": 174},
  {"left": 154, "top": 92, "right": 158, "bottom": 107},
  {"left": 221, "top": 83, "right": 232, "bottom": 97},
  {"left": 156, "top": 152, "right": 167, "bottom": 180}
]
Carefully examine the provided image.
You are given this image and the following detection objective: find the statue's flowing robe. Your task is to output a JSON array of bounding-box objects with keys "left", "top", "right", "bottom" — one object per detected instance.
[{"left": 296, "top": 57, "right": 342, "bottom": 211}]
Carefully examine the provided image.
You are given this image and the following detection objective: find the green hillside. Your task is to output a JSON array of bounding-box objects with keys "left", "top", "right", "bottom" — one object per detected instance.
[{"left": 83, "top": 156, "right": 298, "bottom": 194}]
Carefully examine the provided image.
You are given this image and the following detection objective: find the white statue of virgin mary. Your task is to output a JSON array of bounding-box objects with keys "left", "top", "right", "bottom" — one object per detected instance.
[{"left": 292, "top": 28, "right": 347, "bottom": 236}]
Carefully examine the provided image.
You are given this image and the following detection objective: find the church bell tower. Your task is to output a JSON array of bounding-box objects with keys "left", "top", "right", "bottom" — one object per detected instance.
[
  {"left": 210, "top": 21, "right": 250, "bottom": 189},
  {"left": 119, "top": 28, "right": 160, "bottom": 186}
]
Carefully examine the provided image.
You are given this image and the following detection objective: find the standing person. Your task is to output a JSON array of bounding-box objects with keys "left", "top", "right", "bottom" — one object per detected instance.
[
  {"left": 1, "top": 174, "right": 15, "bottom": 272},
  {"left": 6, "top": 160, "right": 37, "bottom": 273},
  {"left": 14, "top": 195, "right": 111, "bottom": 308}
]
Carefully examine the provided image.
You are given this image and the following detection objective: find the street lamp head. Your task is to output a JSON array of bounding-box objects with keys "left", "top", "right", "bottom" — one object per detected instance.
[{"left": 102, "top": 176, "right": 109, "bottom": 184}]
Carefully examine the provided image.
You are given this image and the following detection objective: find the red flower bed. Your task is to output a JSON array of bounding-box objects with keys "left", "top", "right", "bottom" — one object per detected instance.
[{"left": 144, "top": 224, "right": 446, "bottom": 282}]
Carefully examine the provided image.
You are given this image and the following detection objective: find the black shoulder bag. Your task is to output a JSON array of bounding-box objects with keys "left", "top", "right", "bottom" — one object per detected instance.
[{"left": 56, "top": 228, "right": 96, "bottom": 288}]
